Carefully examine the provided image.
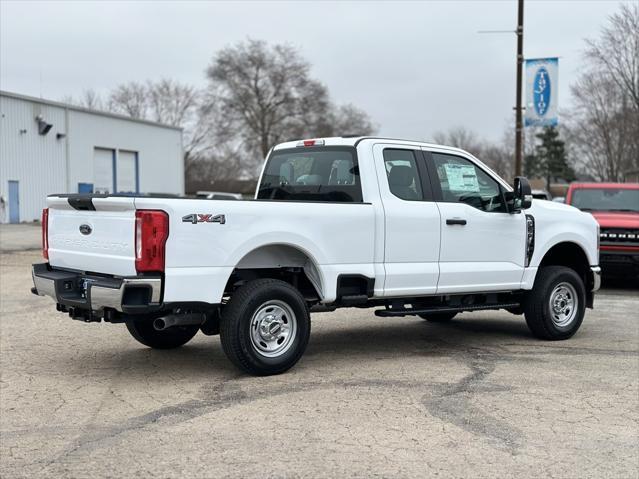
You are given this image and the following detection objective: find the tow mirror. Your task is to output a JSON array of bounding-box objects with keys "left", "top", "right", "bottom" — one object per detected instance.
[{"left": 510, "top": 176, "right": 533, "bottom": 212}]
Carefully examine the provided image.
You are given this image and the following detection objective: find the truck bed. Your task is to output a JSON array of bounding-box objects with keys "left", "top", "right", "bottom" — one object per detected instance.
[{"left": 46, "top": 194, "right": 378, "bottom": 303}]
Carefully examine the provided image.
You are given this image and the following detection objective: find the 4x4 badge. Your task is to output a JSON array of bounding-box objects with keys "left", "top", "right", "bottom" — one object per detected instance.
[{"left": 182, "top": 214, "right": 226, "bottom": 225}]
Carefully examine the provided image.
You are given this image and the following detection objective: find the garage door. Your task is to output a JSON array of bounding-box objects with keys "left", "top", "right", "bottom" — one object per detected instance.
[
  {"left": 117, "top": 150, "right": 138, "bottom": 193},
  {"left": 93, "top": 148, "right": 114, "bottom": 194}
]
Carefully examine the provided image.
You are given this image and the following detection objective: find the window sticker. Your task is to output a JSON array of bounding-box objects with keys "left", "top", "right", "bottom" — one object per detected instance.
[{"left": 444, "top": 164, "right": 479, "bottom": 192}]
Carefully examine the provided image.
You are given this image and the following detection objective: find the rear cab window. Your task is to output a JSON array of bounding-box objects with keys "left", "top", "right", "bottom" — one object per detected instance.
[{"left": 257, "top": 146, "right": 362, "bottom": 202}]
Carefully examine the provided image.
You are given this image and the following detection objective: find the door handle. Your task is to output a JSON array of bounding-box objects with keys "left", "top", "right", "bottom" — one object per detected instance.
[{"left": 446, "top": 218, "right": 467, "bottom": 226}]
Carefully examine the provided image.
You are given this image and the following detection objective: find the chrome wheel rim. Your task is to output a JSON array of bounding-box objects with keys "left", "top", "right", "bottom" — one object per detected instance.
[
  {"left": 249, "top": 300, "right": 297, "bottom": 358},
  {"left": 549, "top": 282, "right": 578, "bottom": 327}
]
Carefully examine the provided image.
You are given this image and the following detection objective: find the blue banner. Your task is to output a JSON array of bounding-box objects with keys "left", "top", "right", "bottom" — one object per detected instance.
[{"left": 525, "top": 57, "right": 558, "bottom": 127}]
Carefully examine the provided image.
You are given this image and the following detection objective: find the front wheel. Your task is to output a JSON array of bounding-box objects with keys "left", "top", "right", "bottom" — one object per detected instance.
[
  {"left": 523, "top": 266, "right": 586, "bottom": 340},
  {"left": 220, "top": 279, "right": 311, "bottom": 376}
]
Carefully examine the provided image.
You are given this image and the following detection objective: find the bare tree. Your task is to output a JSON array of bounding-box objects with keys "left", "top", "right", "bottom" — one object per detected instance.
[
  {"left": 107, "top": 82, "right": 147, "bottom": 118},
  {"left": 568, "top": 4, "right": 639, "bottom": 181},
  {"left": 101, "top": 79, "right": 211, "bottom": 180},
  {"left": 568, "top": 74, "right": 636, "bottom": 181},
  {"left": 585, "top": 3, "right": 639, "bottom": 110},
  {"left": 205, "top": 39, "right": 375, "bottom": 173},
  {"left": 183, "top": 95, "right": 240, "bottom": 182},
  {"left": 482, "top": 143, "right": 514, "bottom": 181},
  {"left": 433, "top": 126, "right": 484, "bottom": 157},
  {"left": 206, "top": 39, "right": 324, "bottom": 163},
  {"left": 431, "top": 125, "right": 516, "bottom": 181},
  {"left": 331, "top": 104, "right": 376, "bottom": 137},
  {"left": 67, "top": 40, "right": 376, "bottom": 185},
  {"left": 147, "top": 79, "right": 199, "bottom": 127},
  {"left": 77, "top": 89, "right": 103, "bottom": 110}
]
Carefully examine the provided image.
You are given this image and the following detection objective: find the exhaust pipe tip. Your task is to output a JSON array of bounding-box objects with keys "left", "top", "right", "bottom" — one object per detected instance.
[
  {"left": 152, "top": 313, "right": 204, "bottom": 331},
  {"left": 153, "top": 318, "right": 167, "bottom": 331}
]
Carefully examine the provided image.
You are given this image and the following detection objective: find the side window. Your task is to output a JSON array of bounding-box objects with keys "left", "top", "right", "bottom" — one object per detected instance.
[
  {"left": 383, "top": 149, "right": 423, "bottom": 201},
  {"left": 431, "top": 153, "right": 506, "bottom": 212}
]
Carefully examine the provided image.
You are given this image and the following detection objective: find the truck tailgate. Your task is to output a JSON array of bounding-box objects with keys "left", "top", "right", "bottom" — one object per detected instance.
[{"left": 47, "top": 196, "right": 137, "bottom": 276}]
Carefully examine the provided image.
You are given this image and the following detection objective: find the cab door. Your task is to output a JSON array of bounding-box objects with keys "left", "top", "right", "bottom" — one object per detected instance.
[
  {"left": 373, "top": 143, "right": 441, "bottom": 296},
  {"left": 423, "top": 149, "right": 526, "bottom": 294}
]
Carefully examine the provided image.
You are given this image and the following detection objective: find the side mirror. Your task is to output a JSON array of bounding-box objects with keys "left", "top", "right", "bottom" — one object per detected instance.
[{"left": 511, "top": 176, "right": 533, "bottom": 211}]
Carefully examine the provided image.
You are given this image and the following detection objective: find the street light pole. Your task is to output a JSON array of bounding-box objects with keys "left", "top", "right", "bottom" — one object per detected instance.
[{"left": 514, "top": 0, "right": 525, "bottom": 178}]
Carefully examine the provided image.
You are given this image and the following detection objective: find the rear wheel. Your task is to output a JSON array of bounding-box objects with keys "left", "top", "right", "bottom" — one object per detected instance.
[
  {"left": 220, "top": 279, "right": 310, "bottom": 376},
  {"left": 419, "top": 312, "right": 457, "bottom": 322},
  {"left": 126, "top": 320, "right": 199, "bottom": 349},
  {"left": 524, "top": 266, "right": 586, "bottom": 340}
]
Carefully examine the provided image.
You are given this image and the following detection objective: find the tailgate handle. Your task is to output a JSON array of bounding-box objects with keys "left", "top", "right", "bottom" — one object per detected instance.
[{"left": 446, "top": 218, "right": 467, "bottom": 226}]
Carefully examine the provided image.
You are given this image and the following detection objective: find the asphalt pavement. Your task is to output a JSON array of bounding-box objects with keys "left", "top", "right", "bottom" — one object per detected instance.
[{"left": 1, "top": 244, "right": 637, "bottom": 478}]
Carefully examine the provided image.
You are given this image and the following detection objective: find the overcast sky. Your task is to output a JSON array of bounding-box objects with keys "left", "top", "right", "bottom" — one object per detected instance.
[{"left": 0, "top": 0, "right": 630, "bottom": 143}]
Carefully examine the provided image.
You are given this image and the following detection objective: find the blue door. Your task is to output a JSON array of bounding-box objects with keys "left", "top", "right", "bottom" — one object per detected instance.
[
  {"left": 8, "top": 181, "right": 20, "bottom": 223},
  {"left": 78, "top": 183, "right": 94, "bottom": 194}
]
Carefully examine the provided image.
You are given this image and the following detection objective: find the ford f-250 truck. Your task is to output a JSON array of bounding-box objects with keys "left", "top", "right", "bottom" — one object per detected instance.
[{"left": 32, "top": 137, "right": 601, "bottom": 375}]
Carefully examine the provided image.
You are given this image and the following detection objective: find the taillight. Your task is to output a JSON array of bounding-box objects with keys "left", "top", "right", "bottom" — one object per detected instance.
[
  {"left": 41, "top": 208, "right": 49, "bottom": 260},
  {"left": 135, "top": 210, "right": 169, "bottom": 273}
]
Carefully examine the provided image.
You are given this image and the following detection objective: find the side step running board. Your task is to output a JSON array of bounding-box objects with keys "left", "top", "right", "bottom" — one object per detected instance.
[{"left": 375, "top": 302, "right": 521, "bottom": 317}]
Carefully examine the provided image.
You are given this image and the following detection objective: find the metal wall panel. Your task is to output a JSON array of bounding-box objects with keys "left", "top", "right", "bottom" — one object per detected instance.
[
  {"left": 1, "top": 92, "right": 184, "bottom": 222},
  {"left": 0, "top": 95, "right": 67, "bottom": 223},
  {"left": 67, "top": 110, "right": 183, "bottom": 198}
]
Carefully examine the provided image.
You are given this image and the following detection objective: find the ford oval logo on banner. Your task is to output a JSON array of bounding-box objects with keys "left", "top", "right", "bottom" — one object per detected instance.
[
  {"left": 525, "top": 58, "right": 558, "bottom": 127},
  {"left": 533, "top": 67, "right": 551, "bottom": 116}
]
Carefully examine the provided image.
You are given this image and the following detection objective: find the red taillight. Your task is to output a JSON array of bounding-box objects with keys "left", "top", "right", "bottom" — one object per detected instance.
[
  {"left": 41, "top": 208, "right": 49, "bottom": 260},
  {"left": 135, "top": 210, "right": 169, "bottom": 273}
]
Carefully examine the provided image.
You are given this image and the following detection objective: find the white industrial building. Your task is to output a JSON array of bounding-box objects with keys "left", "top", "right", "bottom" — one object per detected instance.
[{"left": 0, "top": 90, "right": 184, "bottom": 223}]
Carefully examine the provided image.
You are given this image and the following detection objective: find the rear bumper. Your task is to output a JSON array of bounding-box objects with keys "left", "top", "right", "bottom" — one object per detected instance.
[{"left": 31, "top": 263, "right": 162, "bottom": 315}]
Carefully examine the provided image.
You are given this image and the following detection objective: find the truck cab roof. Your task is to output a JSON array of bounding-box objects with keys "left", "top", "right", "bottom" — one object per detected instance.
[{"left": 273, "top": 136, "right": 472, "bottom": 157}]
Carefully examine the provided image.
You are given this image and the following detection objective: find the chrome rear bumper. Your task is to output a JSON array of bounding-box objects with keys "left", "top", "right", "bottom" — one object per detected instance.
[{"left": 31, "top": 263, "right": 161, "bottom": 313}]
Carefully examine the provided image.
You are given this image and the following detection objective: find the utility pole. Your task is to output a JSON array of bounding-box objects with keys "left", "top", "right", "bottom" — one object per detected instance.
[
  {"left": 514, "top": 0, "right": 524, "bottom": 177},
  {"left": 478, "top": 0, "right": 525, "bottom": 178}
]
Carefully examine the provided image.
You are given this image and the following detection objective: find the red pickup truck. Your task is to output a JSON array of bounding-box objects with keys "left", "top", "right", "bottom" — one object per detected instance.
[{"left": 566, "top": 183, "right": 639, "bottom": 278}]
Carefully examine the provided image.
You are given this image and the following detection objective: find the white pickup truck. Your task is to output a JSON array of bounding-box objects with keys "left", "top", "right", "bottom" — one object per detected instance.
[{"left": 32, "top": 137, "right": 601, "bottom": 375}]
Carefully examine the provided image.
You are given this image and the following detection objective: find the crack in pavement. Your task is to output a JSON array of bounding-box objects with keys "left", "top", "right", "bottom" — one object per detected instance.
[
  {"left": 421, "top": 345, "right": 524, "bottom": 455},
  {"left": 36, "top": 345, "right": 529, "bottom": 471}
]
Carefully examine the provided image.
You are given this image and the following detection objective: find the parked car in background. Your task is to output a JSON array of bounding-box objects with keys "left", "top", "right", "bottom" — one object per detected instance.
[
  {"left": 532, "top": 189, "right": 552, "bottom": 201},
  {"left": 552, "top": 196, "right": 565, "bottom": 203},
  {"left": 195, "top": 191, "right": 243, "bottom": 200},
  {"left": 566, "top": 182, "right": 639, "bottom": 278}
]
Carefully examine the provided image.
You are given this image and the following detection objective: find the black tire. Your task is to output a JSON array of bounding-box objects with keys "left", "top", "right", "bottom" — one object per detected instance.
[
  {"left": 220, "top": 279, "right": 310, "bottom": 376},
  {"left": 126, "top": 320, "right": 199, "bottom": 349},
  {"left": 523, "top": 266, "right": 586, "bottom": 340},
  {"left": 419, "top": 312, "right": 457, "bottom": 322}
]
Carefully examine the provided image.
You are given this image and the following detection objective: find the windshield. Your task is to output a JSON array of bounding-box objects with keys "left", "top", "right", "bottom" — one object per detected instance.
[
  {"left": 257, "top": 147, "right": 362, "bottom": 202},
  {"left": 570, "top": 188, "right": 639, "bottom": 213}
]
